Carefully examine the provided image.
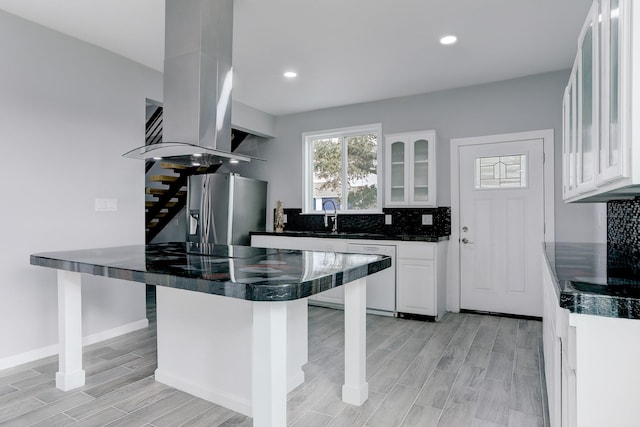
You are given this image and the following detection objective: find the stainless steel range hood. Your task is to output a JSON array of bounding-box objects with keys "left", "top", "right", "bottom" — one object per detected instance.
[{"left": 124, "top": 0, "right": 252, "bottom": 166}]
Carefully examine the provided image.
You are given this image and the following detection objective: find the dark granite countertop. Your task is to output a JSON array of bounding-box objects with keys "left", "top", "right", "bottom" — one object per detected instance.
[
  {"left": 543, "top": 242, "right": 640, "bottom": 319},
  {"left": 30, "top": 242, "right": 391, "bottom": 302},
  {"left": 251, "top": 230, "right": 449, "bottom": 242}
]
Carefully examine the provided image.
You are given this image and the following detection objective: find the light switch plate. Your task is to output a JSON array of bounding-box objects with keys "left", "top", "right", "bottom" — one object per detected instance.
[
  {"left": 95, "top": 198, "right": 118, "bottom": 212},
  {"left": 385, "top": 214, "right": 392, "bottom": 225},
  {"left": 421, "top": 214, "right": 433, "bottom": 225}
]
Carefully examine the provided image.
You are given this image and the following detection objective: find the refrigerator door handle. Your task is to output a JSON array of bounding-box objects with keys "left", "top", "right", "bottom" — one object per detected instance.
[
  {"left": 226, "top": 174, "right": 235, "bottom": 245},
  {"left": 189, "top": 211, "right": 199, "bottom": 235}
]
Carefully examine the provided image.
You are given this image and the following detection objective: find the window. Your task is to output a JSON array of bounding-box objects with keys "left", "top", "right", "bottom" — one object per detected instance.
[
  {"left": 475, "top": 154, "right": 528, "bottom": 189},
  {"left": 304, "top": 124, "right": 382, "bottom": 213}
]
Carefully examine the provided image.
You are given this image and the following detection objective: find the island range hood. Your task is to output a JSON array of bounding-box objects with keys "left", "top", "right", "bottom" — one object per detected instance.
[{"left": 123, "top": 0, "right": 252, "bottom": 166}]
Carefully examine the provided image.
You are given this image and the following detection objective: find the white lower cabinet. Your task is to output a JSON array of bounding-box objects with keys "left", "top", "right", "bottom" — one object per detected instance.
[
  {"left": 396, "top": 241, "right": 447, "bottom": 319},
  {"left": 396, "top": 258, "right": 434, "bottom": 314},
  {"left": 542, "top": 258, "right": 563, "bottom": 427},
  {"left": 542, "top": 257, "right": 576, "bottom": 427},
  {"left": 542, "top": 254, "right": 640, "bottom": 427}
]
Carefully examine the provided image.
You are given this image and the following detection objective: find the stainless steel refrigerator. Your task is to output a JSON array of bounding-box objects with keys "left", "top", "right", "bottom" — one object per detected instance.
[{"left": 187, "top": 173, "right": 267, "bottom": 246}]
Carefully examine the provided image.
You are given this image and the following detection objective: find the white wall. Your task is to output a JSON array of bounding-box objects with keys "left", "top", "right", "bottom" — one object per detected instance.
[
  {"left": 0, "top": 11, "right": 162, "bottom": 366},
  {"left": 234, "top": 70, "right": 606, "bottom": 242}
]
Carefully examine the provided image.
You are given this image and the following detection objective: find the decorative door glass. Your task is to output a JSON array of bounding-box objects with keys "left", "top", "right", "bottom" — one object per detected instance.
[{"left": 475, "top": 154, "right": 527, "bottom": 189}]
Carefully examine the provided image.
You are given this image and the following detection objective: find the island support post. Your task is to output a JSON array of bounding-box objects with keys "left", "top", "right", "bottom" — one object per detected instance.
[
  {"left": 56, "top": 270, "right": 86, "bottom": 390},
  {"left": 342, "top": 276, "right": 369, "bottom": 404},
  {"left": 250, "top": 276, "right": 369, "bottom": 426}
]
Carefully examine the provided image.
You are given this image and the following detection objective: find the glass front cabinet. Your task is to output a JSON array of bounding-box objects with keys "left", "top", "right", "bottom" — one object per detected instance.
[
  {"left": 563, "top": 62, "right": 579, "bottom": 198},
  {"left": 384, "top": 130, "right": 437, "bottom": 207},
  {"left": 563, "top": 0, "right": 640, "bottom": 202}
]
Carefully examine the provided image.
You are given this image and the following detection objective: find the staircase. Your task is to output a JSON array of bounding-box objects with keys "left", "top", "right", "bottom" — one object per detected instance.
[{"left": 144, "top": 106, "right": 249, "bottom": 243}]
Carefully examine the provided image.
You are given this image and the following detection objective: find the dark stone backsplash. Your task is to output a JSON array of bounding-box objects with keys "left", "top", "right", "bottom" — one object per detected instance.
[
  {"left": 607, "top": 197, "right": 640, "bottom": 278},
  {"left": 275, "top": 207, "right": 451, "bottom": 237},
  {"left": 383, "top": 207, "right": 451, "bottom": 236}
]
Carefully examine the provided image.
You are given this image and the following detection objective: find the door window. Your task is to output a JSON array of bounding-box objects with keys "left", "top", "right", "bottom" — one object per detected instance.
[{"left": 474, "top": 154, "right": 528, "bottom": 189}]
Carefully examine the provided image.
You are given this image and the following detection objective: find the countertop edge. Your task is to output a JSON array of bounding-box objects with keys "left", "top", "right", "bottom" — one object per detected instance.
[
  {"left": 30, "top": 244, "right": 392, "bottom": 303},
  {"left": 542, "top": 242, "right": 640, "bottom": 320},
  {"left": 250, "top": 231, "right": 450, "bottom": 242}
]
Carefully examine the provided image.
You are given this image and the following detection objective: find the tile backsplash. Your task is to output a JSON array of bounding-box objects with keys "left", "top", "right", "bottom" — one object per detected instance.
[
  {"left": 607, "top": 197, "right": 640, "bottom": 277},
  {"left": 276, "top": 207, "right": 451, "bottom": 237}
]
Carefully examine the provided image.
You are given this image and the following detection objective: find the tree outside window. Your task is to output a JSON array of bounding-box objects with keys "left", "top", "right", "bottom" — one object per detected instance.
[{"left": 305, "top": 125, "right": 381, "bottom": 212}]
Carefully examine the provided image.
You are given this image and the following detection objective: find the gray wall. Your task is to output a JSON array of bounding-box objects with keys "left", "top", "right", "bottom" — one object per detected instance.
[
  {"left": 234, "top": 70, "right": 606, "bottom": 242},
  {"left": 0, "top": 11, "right": 162, "bottom": 365}
]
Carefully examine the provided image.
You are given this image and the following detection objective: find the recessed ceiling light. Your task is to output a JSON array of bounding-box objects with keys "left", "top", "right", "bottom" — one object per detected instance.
[
  {"left": 284, "top": 71, "right": 297, "bottom": 78},
  {"left": 440, "top": 35, "right": 458, "bottom": 45},
  {"left": 193, "top": 153, "right": 202, "bottom": 157},
  {"left": 153, "top": 157, "right": 162, "bottom": 160}
]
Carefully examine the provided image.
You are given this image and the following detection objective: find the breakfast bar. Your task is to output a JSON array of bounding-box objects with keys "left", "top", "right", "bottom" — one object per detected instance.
[{"left": 30, "top": 242, "right": 391, "bottom": 427}]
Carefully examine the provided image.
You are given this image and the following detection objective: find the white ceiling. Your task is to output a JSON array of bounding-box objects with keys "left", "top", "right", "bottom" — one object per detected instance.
[{"left": 0, "top": 0, "right": 592, "bottom": 116}]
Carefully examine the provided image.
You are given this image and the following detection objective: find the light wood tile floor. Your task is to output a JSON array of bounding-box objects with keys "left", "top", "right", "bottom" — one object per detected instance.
[{"left": 0, "top": 288, "right": 549, "bottom": 426}]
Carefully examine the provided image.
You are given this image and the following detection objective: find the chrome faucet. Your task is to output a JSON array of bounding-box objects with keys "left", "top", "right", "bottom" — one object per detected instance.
[{"left": 322, "top": 199, "right": 338, "bottom": 233}]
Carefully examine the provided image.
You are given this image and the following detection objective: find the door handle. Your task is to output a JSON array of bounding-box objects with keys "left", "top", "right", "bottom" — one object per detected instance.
[{"left": 461, "top": 237, "right": 474, "bottom": 244}]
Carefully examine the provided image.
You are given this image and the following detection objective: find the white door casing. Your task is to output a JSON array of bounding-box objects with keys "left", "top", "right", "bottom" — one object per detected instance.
[{"left": 449, "top": 130, "right": 555, "bottom": 315}]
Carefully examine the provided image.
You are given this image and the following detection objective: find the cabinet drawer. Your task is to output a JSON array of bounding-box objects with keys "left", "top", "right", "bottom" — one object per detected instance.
[{"left": 398, "top": 243, "right": 435, "bottom": 259}]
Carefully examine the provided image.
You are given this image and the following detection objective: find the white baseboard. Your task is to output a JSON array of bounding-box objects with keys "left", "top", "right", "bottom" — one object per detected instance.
[
  {"left": 0, "top": 343, "right": 59, "bottom": 371},
  {"left": 155, "top": 368, "right": 252, "bottom": 416},
  {"left": 0, "top": 318, "right": 149, "bottom": 371},
  {"left": 288, "top": 369, "right": 305, "bottom": 392},
  {"left": 153, "top": 365, "right": 304, "bottom": 419},
  {"left": 82, "top": 318, "right": 149, "bottom": 346}
]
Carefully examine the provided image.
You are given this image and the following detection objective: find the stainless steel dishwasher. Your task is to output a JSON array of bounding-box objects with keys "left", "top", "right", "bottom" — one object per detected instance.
[{"left": 346, "top": 243, "right": 396, "bottom": 315}]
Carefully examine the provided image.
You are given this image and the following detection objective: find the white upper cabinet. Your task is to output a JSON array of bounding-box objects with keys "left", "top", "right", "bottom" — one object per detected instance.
[
  {"left": 563, "top": 61, "right": 579, "bottom": 198},
  {"left": 384, "top": 130, "right": 437, "bottom": 207},
  {"left": 578, "top": 2, "right": 598, "bottom": 193},
  {"left": 598, "top": 0, "right": 628, "bottom": 183},
  {"left": 564, "top": 2, "right": 599, "bottom": 200},
  {"left": 563, "top": 0, "right": 640, "bottom": 202}
]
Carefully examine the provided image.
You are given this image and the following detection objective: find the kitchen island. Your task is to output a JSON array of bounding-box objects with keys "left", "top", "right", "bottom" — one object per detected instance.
[{"left": 30, "top": 242, "right": 391, "bottom": 427}]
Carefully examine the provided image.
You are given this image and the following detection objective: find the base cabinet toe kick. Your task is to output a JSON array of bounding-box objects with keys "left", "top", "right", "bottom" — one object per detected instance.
[{"left": 31, "top": 243, "right": 390, "bottom": 427}]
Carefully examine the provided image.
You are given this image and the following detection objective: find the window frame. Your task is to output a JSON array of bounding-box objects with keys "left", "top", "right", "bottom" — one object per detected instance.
[{"left": 302, "top": 123, "right": 383, "bottom": 214}]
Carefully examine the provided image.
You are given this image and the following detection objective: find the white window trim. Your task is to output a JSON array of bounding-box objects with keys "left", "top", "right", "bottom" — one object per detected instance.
[{"left": 302, "top": 123, "right": 383, "bottom": 213}]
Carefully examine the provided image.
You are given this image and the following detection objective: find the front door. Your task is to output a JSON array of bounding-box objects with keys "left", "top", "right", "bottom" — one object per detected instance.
[{"left": 459, "top": 137, "right": 544, "bottom": 317}]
